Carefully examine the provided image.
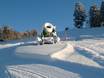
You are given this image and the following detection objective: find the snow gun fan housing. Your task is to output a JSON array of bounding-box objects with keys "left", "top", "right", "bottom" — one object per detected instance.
[{"left": 42, "top": 22, "right": 57, "bottom": 37}]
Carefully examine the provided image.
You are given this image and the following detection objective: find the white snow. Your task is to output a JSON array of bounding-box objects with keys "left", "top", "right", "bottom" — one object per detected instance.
[
  {"left": 0, "top": 27, "right": 104, "bottom": 78},
  {"left": 0, "top": 42, "right": 24, "bottom": 49},
  {"left": 7, "top": 64, "right": 80, "bottom": 78},
  {"left": 51, "top": 43, "right": 74, "bottom": 60}
]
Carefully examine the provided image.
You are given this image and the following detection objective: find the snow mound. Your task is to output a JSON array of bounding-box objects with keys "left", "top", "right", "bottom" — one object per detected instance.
[
  {"left": 51, "top": 43, "right": 74, "bottom": 60},
  {"left": 51, "top": 43, "right": 103, "bottom": 68},
  {"left": 15, "top": 42, "right": 103, "bottom": 68},
  {"left": 15, "top": 43, "right": 66, "bottom": 60}
]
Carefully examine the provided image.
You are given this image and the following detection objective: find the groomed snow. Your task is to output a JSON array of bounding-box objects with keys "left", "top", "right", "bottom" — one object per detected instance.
[
  {"left": 0, "top": 41, "right": 104, "bottom": 78},
  {"left": 7, "top": 64, "right": 80, "bottom": 78},
  {"left": 0, "top": 28, "right": 104, "bottom": 78}
]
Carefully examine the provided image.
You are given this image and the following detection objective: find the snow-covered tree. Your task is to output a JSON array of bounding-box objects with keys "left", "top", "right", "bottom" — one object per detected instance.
[
  {"left": 89, "top": 4, "right": 101, "bottom": 27},
  {"left": 73, "top": 2, "right": 86, "bottom": 28},
  {"left": 100, "top": 0, "right": 104, "bottom": 26}
]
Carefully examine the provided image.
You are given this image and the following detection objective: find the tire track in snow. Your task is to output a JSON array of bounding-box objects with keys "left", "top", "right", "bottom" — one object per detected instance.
[{"left": 8, "top": 67, "right": 48, "bottom": 78}]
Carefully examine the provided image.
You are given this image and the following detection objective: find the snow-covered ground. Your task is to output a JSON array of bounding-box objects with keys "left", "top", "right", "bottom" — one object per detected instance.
[{"left": 0, "top": 28, "right": 104, "bottom": 78}]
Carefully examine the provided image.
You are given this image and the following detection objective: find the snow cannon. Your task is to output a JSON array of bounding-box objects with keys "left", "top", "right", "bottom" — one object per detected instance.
[{"left": 37, "top": 22, "right": 60, "bottom": 44}]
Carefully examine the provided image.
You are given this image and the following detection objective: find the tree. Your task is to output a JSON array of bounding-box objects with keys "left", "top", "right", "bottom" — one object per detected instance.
[
  {"left": 2, "top": 26, "right": 12, "bottom": 40},
  {"left": 100, "top": 0, "right": 104, "bottom": 26},
  {"left": 30, "top": 29, "right": 37, "bottom": 38},
  {"left": 73, "top": 2, "right": 86, "bottom": 28},
  {"left": 0, "top": 28, "right": 3, "bottom": 40},
  {"left": 95, "top": 9, "right": 101, "bottom": 27},
  {"left": 0, "top": 25, "right": 37, "bottom": 40},
  {"left": 89, "top": 4, "right": 101, "bottom": 27}
]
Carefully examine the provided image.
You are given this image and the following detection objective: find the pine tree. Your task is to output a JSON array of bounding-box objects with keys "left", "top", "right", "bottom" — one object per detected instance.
[
  {"left": 100, "top": 0, "right": 104, "bottom": 26},
  {"left": 95, "top": 9, "right": 101, "bottom": 27},
  {"left": 73, "top": 2, "right": 86, "bottom": 28},
  {"left": 89, "top": 4, "right": 101, "bottom": 27}
]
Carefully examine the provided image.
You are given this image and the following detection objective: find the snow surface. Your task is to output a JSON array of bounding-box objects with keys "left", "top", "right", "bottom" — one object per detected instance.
[{"left": 0, "top": 27, "right": 104, "bottom": 78}]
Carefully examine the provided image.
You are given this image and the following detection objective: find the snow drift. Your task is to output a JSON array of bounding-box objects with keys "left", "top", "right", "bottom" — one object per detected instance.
[
  {"left": 58, "top": 27, "right": 104, "bottom": 40},
  {"left": 51, "top": 43, "right": 74, "bottom": 60}
]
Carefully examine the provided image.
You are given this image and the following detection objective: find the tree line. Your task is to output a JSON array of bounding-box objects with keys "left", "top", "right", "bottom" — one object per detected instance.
[
  {"left": 73, "top": 1, "right": 104, "bottom": 28},
  {"left": 0, "top": 25, "right": 37, "bottom": 41}
]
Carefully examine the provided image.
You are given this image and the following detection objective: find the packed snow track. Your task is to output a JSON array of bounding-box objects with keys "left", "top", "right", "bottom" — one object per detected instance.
[{"left": 0, "top": 39, "right": 104, "bottom": 78}]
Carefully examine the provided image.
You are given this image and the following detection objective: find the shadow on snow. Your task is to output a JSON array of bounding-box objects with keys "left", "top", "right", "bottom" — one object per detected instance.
[{"left": 0, "top": 45, "right": 104, "bottom": 78}]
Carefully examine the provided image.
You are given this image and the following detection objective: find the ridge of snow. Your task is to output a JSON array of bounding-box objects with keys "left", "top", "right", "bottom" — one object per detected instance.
[
  {"left": 51, "top": 43, "right": 74, "bottom": 60},
  {"left": 0, "top": 42, "right": 24, "bottom": 49},
  {"left": 51, "top": 43, "right": 103, "bottom": 68}
]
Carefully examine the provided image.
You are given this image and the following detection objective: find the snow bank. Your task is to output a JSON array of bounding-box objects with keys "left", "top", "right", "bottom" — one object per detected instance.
[
  {"left": 15, "top": 42, "right": 103, "bottom": 68},
  {"left": 0, "top": 42, "right": 24, "bottom": 49},
  {"left": 58, "top": 27, "right": 104, "bottom": 40},
  {"left": 51, "top": 42, "right": 103, "bottom": 68},
  {"left": 0, "top": 41, "right": 37, "bottom": 49},
  {"left": 15, "top": 43, "right": 66, "bottom": 60}
]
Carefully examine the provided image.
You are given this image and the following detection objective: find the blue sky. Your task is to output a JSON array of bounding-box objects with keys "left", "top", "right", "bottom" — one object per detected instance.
[{"left": 0, "top": 0, "right": 101, "bottom": 32}]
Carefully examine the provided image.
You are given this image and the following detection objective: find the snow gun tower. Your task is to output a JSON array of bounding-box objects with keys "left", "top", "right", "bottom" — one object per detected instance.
[{"left": 37, "top": 22, "right": 60, "bottom": 44}]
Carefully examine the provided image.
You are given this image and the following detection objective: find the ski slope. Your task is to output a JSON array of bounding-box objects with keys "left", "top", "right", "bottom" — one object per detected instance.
[{"left": 0, "top": 27, "right": 104, "bottom": 78}]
